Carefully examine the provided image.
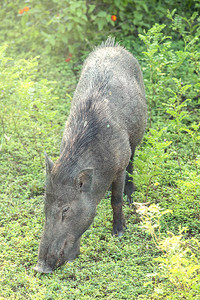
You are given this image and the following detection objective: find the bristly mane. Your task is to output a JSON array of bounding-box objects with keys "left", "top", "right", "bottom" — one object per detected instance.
[
  {"left": 51, "top": 37, "right": 120, "bottom": 184},
  {"left": 95, "top": 36, "right": 122, "bottom": 50},
  {"left": 52, "top": 93, "right": 112, "bottom": 184}
]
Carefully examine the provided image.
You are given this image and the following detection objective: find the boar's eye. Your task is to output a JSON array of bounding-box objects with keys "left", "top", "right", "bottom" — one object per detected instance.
[{"left": 62, "top": 206, "right": 70, "bottom": 221}]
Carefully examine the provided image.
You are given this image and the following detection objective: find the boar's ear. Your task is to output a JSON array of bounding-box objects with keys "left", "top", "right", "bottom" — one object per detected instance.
[
  {"left": 77, "top": 168, "right": 93, "bottom": 193},
  {"left": 44, "top": 152, "right": 54, "bottom": 175}
]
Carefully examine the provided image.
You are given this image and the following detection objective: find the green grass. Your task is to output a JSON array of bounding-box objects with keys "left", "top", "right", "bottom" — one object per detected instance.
[{"left": 1, "top": 194, "right": 157, "bottom": 299}]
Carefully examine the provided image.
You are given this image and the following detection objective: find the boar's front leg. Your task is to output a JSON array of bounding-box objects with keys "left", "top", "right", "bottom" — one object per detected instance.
[{"left": 111, "top": 170, "right": 126, "bottom": 236}]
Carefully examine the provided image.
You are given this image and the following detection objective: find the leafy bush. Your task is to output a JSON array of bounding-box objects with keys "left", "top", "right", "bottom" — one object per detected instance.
[
  {"left": 0, "top": 44, "right": 71, "bottom": 204},
  {"left": 139, "top": 15, "right": 200, "bottom": 124},
  {"left": 132, "top": 20, "right": 200, "bottom": 236},
  {"left": 1, "top": 1, "right": 199, "bottom": 57},
  {"left": 137, "top": 204, "right": 200, "bottom": 299}
]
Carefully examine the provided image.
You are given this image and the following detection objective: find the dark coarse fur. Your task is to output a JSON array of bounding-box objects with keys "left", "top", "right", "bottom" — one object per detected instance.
[
  {"left": 54, "top": 75, "right": 112, "bottom": 183},
  {"left": 34, "top": 37, "right": 147, "bottom": 274},
  {"left": 56, "top": 37, "right": 147, "bottom": 183}
]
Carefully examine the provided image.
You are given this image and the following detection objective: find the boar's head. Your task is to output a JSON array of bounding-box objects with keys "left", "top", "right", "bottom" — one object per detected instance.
[{"left": 34, "top": 153, "right": 96, "bottom": 273}]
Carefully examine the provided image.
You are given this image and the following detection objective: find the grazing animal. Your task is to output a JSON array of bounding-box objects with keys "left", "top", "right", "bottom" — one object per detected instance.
[{"left": 34, "top": 37, "right": 147, "bottom": 273}]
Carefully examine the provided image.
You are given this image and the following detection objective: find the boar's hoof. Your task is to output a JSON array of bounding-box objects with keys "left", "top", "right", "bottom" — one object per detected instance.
[
  {"left": 112, "top": 224, "right": 125, "bottom": 237},
  {"left": 126, "top": 195, "right": 133, "bottom": 205},
  {"left": 124, "top": 182, "right": 136, "bottom": 204},
  {"left": 112, "top": 218, "right": 127, "bottom": 237},
  {"left": 33, "top": 262, "right": 53, "bottom": 274},
  {"left": 112, "top": 228, "right": 124, "bottom": 237}
]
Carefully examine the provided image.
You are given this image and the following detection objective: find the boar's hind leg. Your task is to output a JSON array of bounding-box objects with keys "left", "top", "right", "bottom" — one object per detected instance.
[
  {"left": 111, "top": 170, "right": 126, "bottom": 236},
  {"left": 124, "top": 151, "right": 136, "bottom": 204}
]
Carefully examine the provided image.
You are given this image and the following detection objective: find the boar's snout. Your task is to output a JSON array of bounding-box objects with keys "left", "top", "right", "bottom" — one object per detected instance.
[{"left": 34, "top": 237, "right": 81, "bottom": 273}]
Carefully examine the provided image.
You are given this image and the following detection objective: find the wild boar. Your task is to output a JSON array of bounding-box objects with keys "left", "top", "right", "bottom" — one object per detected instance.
[{"left": 34, "top": 37, "right": 147, "bottom": 273}]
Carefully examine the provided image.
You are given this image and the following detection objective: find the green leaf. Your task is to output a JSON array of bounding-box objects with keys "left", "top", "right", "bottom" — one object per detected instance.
[
  {"left": 20, "top": 13, "right": 29, "bottom": 28},
  {"left": 96, "top": 19, "right": 105, "bottom": 31},
  {"left": 48, "top": 35, "right": 56, "bottom": 46},
  {"left": 97, "top": 11, "right": 107, "bottom": 18},
  {"left": 59, "top": 24, "right": 65, "bottom": 34},
  {"left": 67, "top": 22, "right": 73, "bottom": 31},
  {"left": 61, "top": 35, "right": 69, "bottom": 44},
  {"left": 88, "top": 4, "right": 95, "bottom": 14}
]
